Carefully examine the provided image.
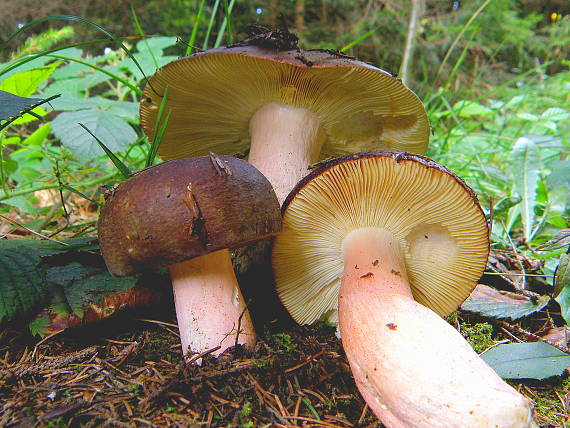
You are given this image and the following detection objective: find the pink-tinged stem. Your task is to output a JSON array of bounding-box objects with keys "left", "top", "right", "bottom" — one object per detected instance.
[
  {"left": 248, "top": 103, "right": 325, "bottom": 205},
  {"left": 169, "top": 249, "right": 256, "bottom": 362},
  {"left": 338, "top": 228, "right": 536, "bottom": 428}
]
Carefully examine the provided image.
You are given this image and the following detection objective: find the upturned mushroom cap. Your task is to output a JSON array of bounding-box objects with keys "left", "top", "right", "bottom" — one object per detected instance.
[
  {"left": 273, "top": 151, "right": 489, "bottom": 324},
  {"left": 140, "top": 45, "right": 429, "bottom": 160},
  {"left": 98, "top": 154, "right": 281, "bottom": 276}
]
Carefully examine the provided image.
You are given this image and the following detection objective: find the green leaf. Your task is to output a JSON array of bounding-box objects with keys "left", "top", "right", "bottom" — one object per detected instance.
[
  {"left": 547, "top": 160, "right": 570, "bottom": 190},
  {"left": 554, "top": 254, "right": 570, "bottom": 324},
  {"left": 1, "top": 195, "right": 40, "bottom": 214},
  {"left": 481, "top": 342, "right": 570, "bottom": 380},
  {"left": 22, "top": 122, "right": 51, "bottom": 146},
  {"left": 461, "top": 284, "right": 550, "bottom": 320},
  {"left": 51, "top": 110, "right": 137, "bottom": 162},
  {"left": 516, "top": 112, "right": 538, "bottom": 122},
  {"left": 540, "top": 107, "right": 570, "bottom": 122},
  {"left": 512, "top": 137, "right": 540, "bottom": 241},
  {"left": 0, "top": 63, "right": 60, "bottom": 96},
  {"left": 34, "top": 263, "right": 168, "bottom": 336},
  {"left": 453, "top": 100, "right": 493, "bottom": 117},
  {"left": 0, "top": 239, "right": 68, "bottom": 322}
]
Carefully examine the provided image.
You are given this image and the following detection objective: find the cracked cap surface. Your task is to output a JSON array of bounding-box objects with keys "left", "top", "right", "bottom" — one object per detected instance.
[{"left": 98, "top": 155, "right": 281, "bottom": 276}]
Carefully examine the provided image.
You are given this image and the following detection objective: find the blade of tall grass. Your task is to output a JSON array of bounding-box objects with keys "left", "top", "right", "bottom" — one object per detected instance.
[
  {"left": 203, "top": 0, "right": 222, "bottom": 50},
  {"left": 131, "top": 5, "right": 159, "bottom": 69},
  {"left": 0, "top": 37, "right": 147, "bottom": 78},
  {"left": 61, "top": 184, "right": 99, "bottom": 205},
  {"left": 339, "top": 27, "right": 379, "bottom": 53},
  {"left": 186, "top": 0, "right": 208, "bottom": 56},
  {"left": 434, "top": 0, "right": 492, "bottom": 83},
  {"left": 78, "top": 123, "right": 131, "bottom": 178},
  {"left": 146, "top": 87, "right": 170, "bottom": 167},
  {"left": 1, "top": 16, "right": 151, "bottom": 89},
  {"left": 214, "top": 0, "right": 236, "bottom": 48}
]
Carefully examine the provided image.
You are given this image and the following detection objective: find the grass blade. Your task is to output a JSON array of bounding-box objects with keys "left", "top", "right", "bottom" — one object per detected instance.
[
  {"left": 1, "top": 16, "right": 151, "bottom": 87},
  {"left": 61, "top": 184, "right": 99, "bottom": 205},
  {"left": 339, "top": 27, "right": 379, "bottom": 53},
  {"left": 78, "top": 123, "right": 131, "bottom": 178},
  {"left": 434, "top": 0, "right": 492, "bottom": 83},
  {"left": 203, "top": 0, "right": 222, "bottom": 50},
  {"left": 186, "top": 0, "right": 208, "bottom": 56},
  {"left": 214, "top": 0, "right": 236, "bottom": 48},
  {"left": 146, "top": 87, "right": 170, "bottom": 167},
  {"left": 131, "top": 5, "right": 159, "bottom": 69}
]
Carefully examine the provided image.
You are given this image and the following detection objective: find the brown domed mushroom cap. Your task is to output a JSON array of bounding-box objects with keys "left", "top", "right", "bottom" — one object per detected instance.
[
  {"left": 99, "top": 155, "right": 281, "bottom": 276},
  {"left": 140, "top": 45, "right": 429, "bottom": 161},
  {"left": 273, "top": 151, "right": 489, "bottom": 324}
]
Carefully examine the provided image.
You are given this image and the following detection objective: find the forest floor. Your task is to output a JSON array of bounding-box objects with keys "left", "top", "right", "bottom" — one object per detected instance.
[{"left": 1, "top": 296, "right": 568, "bottom": 428}]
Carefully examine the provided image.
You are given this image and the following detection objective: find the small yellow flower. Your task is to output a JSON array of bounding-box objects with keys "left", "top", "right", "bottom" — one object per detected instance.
[{"left": 550, "top": 12, "right": 560, "bottom": 22}]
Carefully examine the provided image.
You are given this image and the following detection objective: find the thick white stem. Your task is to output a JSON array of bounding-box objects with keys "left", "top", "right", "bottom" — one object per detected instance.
[
  {"left": 248, "top": 103, "right": 325, "bottom": 204},
  {"left": 338, "top": 228, "right": 536, "bottom": 428},
  {"left": 169, "top": 249, "right": 256, "bottom": 362}
]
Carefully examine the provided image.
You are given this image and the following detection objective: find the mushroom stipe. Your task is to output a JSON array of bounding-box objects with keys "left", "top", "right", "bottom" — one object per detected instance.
[{"left": 98, "top": 155, "right": 281, "bottom": 362}]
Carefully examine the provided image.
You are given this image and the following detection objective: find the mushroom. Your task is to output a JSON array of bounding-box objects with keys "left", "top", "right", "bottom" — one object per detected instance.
[
  {"left": 98, "top": 154, "right": 280, "bottom": 359},
  {"left": 272, "top": 151, "right": 536, "bottom": 427},
  {"left": 140, "top": 41, "right": 429, "bottom": 204}
]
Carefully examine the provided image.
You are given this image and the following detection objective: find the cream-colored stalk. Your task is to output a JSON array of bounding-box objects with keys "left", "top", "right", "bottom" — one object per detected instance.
[
  {"left": 169, "top": 249, "right": 256, "bottom": 362},
  {"left": 248, "top": 103, "right": 326, "bottom": 204},
  {"left": 338, "top": 228, "right": 536, "bottom": 428}
]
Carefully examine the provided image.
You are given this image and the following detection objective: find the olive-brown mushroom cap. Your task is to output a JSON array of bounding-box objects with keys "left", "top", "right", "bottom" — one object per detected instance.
[
  {"left": 98, "top": 155, "right": 281, "bottom": 276},
  {"left": 273, "top": 151, "right": 490, "bottom": 324},
  {"left": 140, "top": 45, "right": 430, "bottom": 160}
]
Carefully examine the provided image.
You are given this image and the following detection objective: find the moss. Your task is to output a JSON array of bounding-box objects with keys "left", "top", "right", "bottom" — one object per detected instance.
[
  {"left": 523, "top": 377, "right": 570, "bottom": 423},
  {"left": 240, "top": 401, "right": 252, "bottom": 419},
  {"left": 461, "top": 322, "right": 494, "bottom": 353}
]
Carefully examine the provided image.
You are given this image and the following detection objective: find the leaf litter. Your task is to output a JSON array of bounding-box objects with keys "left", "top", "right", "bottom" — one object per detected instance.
[{"left": 0, "top": 232, "right": 569, "bottom": 426}]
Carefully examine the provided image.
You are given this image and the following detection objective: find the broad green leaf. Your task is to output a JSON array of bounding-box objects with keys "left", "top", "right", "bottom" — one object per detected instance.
[
  {"left": 516, "top": 112, "right": 538, "bottom": 122},
  {"left": 135, "top": 36, "right": 178, "bottom": 54},
  {"left": 34, "top": 264, "right": 168, "bottom": 336},
  {"left": 453, "top": 100, "right": 492, "bottom": 117},
  {"left": 512, "top": 137, "right": 540, "bottom": 241},
  {"left": 51, "top": 109, "right": 137, "bottom": 162},
  {"left": 21, "top": 123, "right": 51, "bottom": 146},
  {"left": 0, "top": 240, "right": 68, "bottom": 322},
  {"left": 114, "top": 52, "right": 177, "bottom": 81},
  {"left": 541, "top": 107, "right": 570, "bottom": 122},
  {"left": 554, "top": 254, "right": 570, "bottom": 324},
  {"left": 547, "top": 160, "right": 570, "bottom": 190},
  {"left": 0, "top": 63, "right": 60, "bottom": 96},
  {"left": 461, "top": 284, "right": 550, "bottom": 320},
  {"left": 0, "top": 238, "right": 167, "bottom": 336},
  {"left": 47, "top": 97, "right": 138, "bottom": 120},
  {"left": 481, "top": 342, "right": 570, "bottom": 380},
  {"left": 1, "top": 195, "right": 40, "bottom": 214}
]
